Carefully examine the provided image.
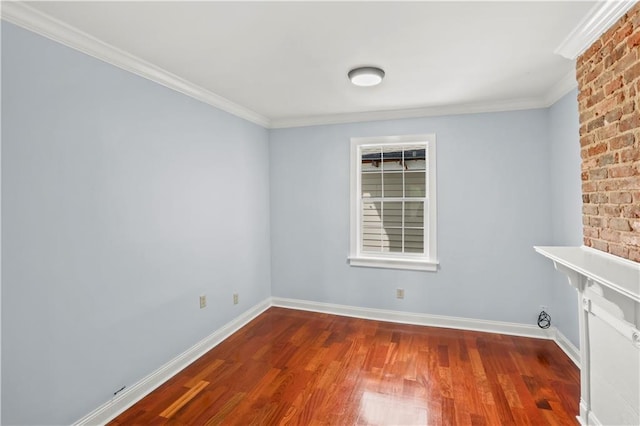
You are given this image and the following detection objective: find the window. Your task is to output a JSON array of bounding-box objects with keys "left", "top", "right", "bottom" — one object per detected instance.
[{"left": 349, "top": 134, "right": 437, "bottom": 271}]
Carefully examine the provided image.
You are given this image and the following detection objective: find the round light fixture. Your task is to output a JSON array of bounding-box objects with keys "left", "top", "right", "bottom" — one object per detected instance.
[{"left": 348, "top": 66, "right": 385, "bottom": 87}]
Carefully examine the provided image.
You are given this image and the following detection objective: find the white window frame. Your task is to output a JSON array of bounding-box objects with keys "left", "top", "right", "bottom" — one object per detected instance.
[{"left": 348, "top": 134, "right": 438, "bottom": 272}]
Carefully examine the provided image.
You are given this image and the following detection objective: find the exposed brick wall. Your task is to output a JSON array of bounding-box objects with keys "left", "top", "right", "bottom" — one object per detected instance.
[{"left": 577, "top": 3, "right": 640, "bottom": 262}]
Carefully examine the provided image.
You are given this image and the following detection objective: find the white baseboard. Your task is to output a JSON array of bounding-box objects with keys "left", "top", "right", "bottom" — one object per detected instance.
[
  {"left": 273, "top": 297, "right": 581, "bottom": 367},
  {"left": 73, "top": 298, "right": 271, "bottom": 426},
  {"left": 271, "top": 297, "right": 555, "bottom": 340},
  {"left": 552, "top": 327, "right": 581, "bottom": 367},
  {"left": 74, "top": 296, "right": 580, "bottom": 425}
]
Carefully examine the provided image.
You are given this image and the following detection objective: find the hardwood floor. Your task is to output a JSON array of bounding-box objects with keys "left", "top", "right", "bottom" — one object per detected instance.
[{"left": 110, "top": 307, "right": 580, "bottom": 425}]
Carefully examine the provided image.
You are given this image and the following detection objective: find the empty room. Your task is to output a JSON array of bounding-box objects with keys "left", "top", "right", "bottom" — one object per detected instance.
[{"left": 2, "top": 1, "right": 639, "bottom": 425}]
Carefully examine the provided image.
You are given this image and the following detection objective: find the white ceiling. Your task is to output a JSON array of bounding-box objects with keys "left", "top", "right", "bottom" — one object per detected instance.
[{"left": 15, "top": 1, "right": 599, "bottom": 127}]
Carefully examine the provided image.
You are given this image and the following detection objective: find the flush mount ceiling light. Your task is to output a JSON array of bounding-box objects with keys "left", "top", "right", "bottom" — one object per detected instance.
[{"left": 348, "top": 66, "right": 385, "bottom": 87}]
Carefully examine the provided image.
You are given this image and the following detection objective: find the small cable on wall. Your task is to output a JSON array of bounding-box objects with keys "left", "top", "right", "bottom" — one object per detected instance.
[{"left": 537, "top": 310, "right": 551, "bottom": 329}]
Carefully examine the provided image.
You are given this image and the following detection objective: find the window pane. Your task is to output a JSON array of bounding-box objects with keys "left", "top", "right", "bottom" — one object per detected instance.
[
  {"left": 404, "top": 147, "right": 426, "bottom": 171},
  {"left": 382, "top": 146, "right": 404, "bottom": 171},
  {"left": 382, "top": 201, "right": 402, "bottom": 227},
  {"left": 362, "top": 201, "right": 382, "bottom": 252},
  {"left": 362, "top": 172, "right": 382, "bottom": 198},
  {"left": 383, "top": 173, "right": 403, "bottom": 197},
  {"left": 361, "top": 147, "right": 381, "bottom": 172},
  {"left": 404, "top": 228, "right": 424, "bottom": 253},
  {"left": 405, "top": 171, "right": 425, "bottom": 198},
  {"left": 383, "top": 228, "right": 402, "bottom": 253},
  {"left": 404, "top": 201, "right": 424, "bottom": 227}
]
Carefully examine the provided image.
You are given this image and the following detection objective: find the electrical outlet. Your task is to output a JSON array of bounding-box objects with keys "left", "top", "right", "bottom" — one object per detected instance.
[
  {"left": 233, "top": 293, "right": 239, "bottom": 305},
  {"left": 199, "top": 295, "right": 207, "bottom": 309},
  {"left": 396, "top": 288, "right": 405, "bottom": 299}
]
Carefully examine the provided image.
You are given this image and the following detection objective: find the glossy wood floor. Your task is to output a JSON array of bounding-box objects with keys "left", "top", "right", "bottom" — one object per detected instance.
[{"left": 110, "top": 307, "right": 579, "bottom": 425}]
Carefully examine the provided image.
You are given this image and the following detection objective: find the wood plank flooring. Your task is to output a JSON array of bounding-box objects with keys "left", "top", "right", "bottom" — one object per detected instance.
[{"left": 110, "top": 307, "right": 579, "bottom": 425}]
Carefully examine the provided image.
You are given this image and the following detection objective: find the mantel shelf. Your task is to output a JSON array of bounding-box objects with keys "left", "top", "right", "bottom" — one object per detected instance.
[
  {"left": 535, "top": 245, "right": 640, "bottom": 425},
  {"left": 534, "top": 245, "right": 640, "bottom": 303}
]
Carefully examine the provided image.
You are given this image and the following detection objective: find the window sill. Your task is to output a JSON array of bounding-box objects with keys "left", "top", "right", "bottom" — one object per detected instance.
[{"left": 347, "top": 255, "right": 439, "bottom": 272}]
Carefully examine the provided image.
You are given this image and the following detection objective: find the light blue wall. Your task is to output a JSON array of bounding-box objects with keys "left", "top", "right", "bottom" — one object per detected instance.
[
  {"left": 548, "top": 89, "right": 582, "bottom": 347},
  {"left": 269, "top": 110, "right": 556, "bottom": 324},
  {"left": 1, "top": 23, "right": 271, "bottom": 425},
  {"left": 2, "top": 18, "right": 584, "bottom": 426}
]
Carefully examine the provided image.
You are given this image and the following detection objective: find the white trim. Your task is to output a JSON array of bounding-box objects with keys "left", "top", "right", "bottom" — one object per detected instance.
[
  {"left": 349, "top": 134, "right": 437, "bottom": 271},
  {"left": 271, "top": 297, "right": 555, "bottom": 340},
  {"left": 0, "top": 1, "right": 271, "bottom": 128},
  {"left": 72, "top": 298, "right": 271, "bottom": 426},
  {"left": 587, "top": 411, "right": 603, "bottom": 426},
  {"left": 72, "top": 297, "right": 579, "bottom": 423},
  {"left": 347, "top": 256, "right": 438, "bottom": 272},
  {"left": 1, "top": 1, "right": 591, "bottom": 130},
  {"left": 553, "top": 327, "right": 581, "bottom": 367},
  {"left": 271, "top": 97, "right": 546, "bottom": 129},
  {"left": 555, "top": 0, "right": 638, "bottom": 60}
]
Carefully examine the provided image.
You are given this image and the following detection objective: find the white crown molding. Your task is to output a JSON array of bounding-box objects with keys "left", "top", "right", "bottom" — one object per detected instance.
[
  {"left": 0, "top": 1, "right": 271, "bottom": 128},
  {"left": 270, "top": 97, "right": 547, "bottom": 129},
  {"left": 72, "top": 298, "right": 271, "bottom": 426},
  {"left": 2, "top": 1, "right": 586, "bottom": 130},
  {"left": 555, "top": 0, "right": 638, "bottom": 60}
]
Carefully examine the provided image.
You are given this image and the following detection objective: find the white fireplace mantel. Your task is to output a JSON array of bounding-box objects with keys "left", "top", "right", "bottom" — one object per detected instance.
[{"left": 535, "top": 245, "right": 640, "bottom": 426}]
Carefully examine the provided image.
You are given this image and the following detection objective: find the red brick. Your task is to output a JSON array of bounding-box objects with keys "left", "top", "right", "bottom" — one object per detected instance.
[
  {"left": 596, "top": 122, "right": 619, "bottom": 140},
  {"left": 620, "top": 147, "right": 640, "bottom": 162},
  {"left": 585, "top": 63, "right": 605, "bottom": 85},
  {"left": 628, "top": 248, "right": 640, "bottom": 262},
  {"left": 619, "top": 112, "right": 640, "bottom": 132},
  {"left": 621, "top": 99, "right": 635, "bottom": 115},
  {"left": 609, "top": 165, "right": 635, "bottom": 177},
  {"left": 584, "top": 226, "right": 600, "bottom": 238},
  {"left": 581, "top": 39, "right": 603, "bottom": 63},
  {"left": 580, "top": 109, "right": 595, "bottom": 124},
  {"left": 583, "top": 204, "right": 599, "bottom": 215},
  {"left": 596, "top": 153, "right": 617, "bottom": 166},
  {"left": 592, "top": 240, "right": 609, "bottom": 251},
  {"left": 609, "top": 217, "right": 632, "bottom": 231},
  {"left": 614, "top": 21, "right": 634, "bottom": 45},
  {"left": 590, "top": 192, "right": 609, "bottom": 203},
  {"left": 623, "top": 61, "right": 640, "bottom": 84},
  {"left": 609, "top": 133, "right": 635, "bottom": 149},
  {"left": 631, "top": 219, "right": 640, "bottom": 232},
  {"left": 604, "top": 75, "right": 624, "bottom": 95},
  {"left": 627, "top": 30, "right": 640, "bottom": 49},
  {"left": 601, "top": 205, "right": 621, "bottom": 216},
  {"left": 601, "top": 228, "right": 621, "bottom": 242},
  {"left": 605, "top": 45, "right": 626, "bottom": 69},
  {"left": 622, "top": 204, "right": 640, "bottom": 218},
  {"left": 609, "top": 244, "right": 629, "bottom": 258},
  {"left": 605, "top": 108, "right": 623, "bottom": 123},
  {"left": 586, "top": 89, "right": 605, "bottom": 108},
  {"left": 589, "top": 167, "right": 608, "bottom": 180},
  {"left": 613, "top": 50, "right": 638, "bottom": 75},
  {"left": 582, "top": 181, "right": 597, "bottom": 193},
  {"left": 590, "top": 216, "right": 604, "bottom": 227},
  {"left": 586, "top": 142, "right": 608, "bottom": 157},
  {"left": 580, "top": 134, "right": 596, "bottom": 147},
  {"left": 597, "top": 176, "right": 640, "bottom": 191},
  {"left": 610, "top": 192, "right": 633, "bottom": 204},
  {"left": 620, "top": 233, "right": 640, "bottom": 247}
]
